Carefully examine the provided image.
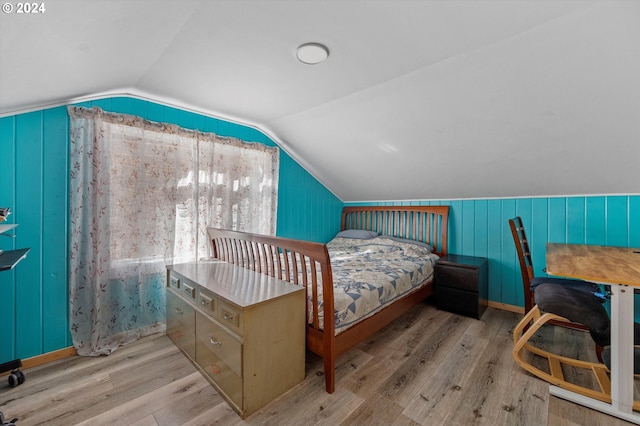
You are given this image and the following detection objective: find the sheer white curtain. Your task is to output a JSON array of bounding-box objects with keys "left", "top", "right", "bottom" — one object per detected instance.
[{"left": 68, "top": 106, "right": 279, "bottom": 355}]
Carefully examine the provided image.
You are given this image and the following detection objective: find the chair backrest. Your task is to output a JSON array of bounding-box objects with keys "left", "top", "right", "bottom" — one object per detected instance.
[{"left": 509, "top": 216, "right": 536, "bottom": 313}]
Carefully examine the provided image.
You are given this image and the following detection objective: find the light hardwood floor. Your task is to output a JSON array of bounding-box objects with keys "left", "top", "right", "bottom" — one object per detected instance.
[{"left": 0, "top": 303, "right": 635, "bottom": 425}]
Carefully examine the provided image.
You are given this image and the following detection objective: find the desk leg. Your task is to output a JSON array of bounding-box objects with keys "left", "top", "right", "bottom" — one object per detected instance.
[{"left": 610, "top": 283, "right": 635, "bottom": 413}]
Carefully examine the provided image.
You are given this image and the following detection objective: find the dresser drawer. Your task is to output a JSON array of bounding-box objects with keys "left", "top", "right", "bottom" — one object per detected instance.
[
  {"left": 197, "top": 288, "right": 217, "bottom": 317},
  {"left": 180, "top": 281, "right": 197, "bottom": 300},
  {"left": 195, "top": 312, "right": 242, "bottom": 407},
  {"left": 196, "top": 311, "right": 242, "bottom": 377},
  {"left": 196, "top": 339, "right": 242, "bottom": 409},
  {"left": 166, "top": 289, "right": 195, "bottom": 359},
  {"left": 219, "top": 300, "right": 242, "bottom": 335},
  {"left": 168, "top": 273, "right": 181, "bottom": 291}
]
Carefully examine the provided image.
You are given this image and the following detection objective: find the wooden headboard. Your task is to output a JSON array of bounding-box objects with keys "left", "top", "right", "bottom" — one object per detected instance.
[{"left": 341, "top": 205, "right": 449, "bottom": 256}]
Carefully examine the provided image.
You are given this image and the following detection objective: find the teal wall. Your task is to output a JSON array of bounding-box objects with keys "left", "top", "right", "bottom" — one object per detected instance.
[
  {"left": 347, "top": 196, "right": 640, "bottom": 309},
  {"left": 0, "top": 97, "right": 343, "bottom": 363}
]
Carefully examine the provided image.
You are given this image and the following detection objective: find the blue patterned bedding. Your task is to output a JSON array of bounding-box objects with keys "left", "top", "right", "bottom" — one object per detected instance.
[{"left": 323, "top": 236, "right": 439, "bottom": 335}]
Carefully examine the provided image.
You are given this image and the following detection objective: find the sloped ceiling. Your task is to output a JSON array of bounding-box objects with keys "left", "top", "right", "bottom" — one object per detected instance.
[{"left": 1, "top": 1, "right": 638, "bottom": 201}]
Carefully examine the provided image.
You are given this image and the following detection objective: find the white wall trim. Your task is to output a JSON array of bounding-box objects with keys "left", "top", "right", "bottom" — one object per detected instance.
[{"left": 344, "top": 194, "right": 640, "bottom": 204}]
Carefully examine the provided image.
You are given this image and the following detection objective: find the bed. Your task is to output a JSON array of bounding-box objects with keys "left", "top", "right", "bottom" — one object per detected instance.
[{"left": 206, "top": 205, "right": 449, "bottom": 393}]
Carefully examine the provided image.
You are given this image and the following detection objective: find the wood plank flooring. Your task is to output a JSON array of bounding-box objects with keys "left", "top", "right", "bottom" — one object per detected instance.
[{"left": 0, "top": 303, "right": 635, "bottom": 425}]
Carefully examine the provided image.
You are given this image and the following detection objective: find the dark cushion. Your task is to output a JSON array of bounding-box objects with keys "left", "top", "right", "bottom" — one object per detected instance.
[
  {"left": 534, "top": 283, "right": 611, "bottom": 346},
  {"left": 534, "top": 283, "right": 640, "bottom": 348},
  {"left": 530, "top": 276, "right": 602, "bottom": 296},
  {"left": 601, "top": 346, "right": 640, "bottom": 375}
]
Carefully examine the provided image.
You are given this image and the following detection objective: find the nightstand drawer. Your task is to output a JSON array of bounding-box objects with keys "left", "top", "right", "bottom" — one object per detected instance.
[
  {"left": 436, "top": 254, "right": 487, "bottom": 292},
  {"left": 436, "top": 286, "right": 484, "bottom": 318},
  {"left": 436, "top": 264, "right": 481, "bottom": 292}
]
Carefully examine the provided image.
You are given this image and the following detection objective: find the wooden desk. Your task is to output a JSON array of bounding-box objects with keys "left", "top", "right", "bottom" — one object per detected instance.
[{"left": 546, "top": 243, "right": 640, "bottom": 424}]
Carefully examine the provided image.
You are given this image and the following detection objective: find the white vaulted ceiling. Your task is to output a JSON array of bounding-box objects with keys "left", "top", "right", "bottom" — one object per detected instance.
[{"left": 1, "top": 1, "right": 638, "bottom": 201}]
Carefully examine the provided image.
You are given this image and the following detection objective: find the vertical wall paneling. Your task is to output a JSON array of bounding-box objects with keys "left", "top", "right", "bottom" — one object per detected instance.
[
  {"left": 0, "top": 115, "right": 17, "bottom": 362},
  {"left": 15, "top": 111, "right": 44, "bottom": 358},
  {"left": 486, "top": 200, "right": 503, "bottom": 304},
  {"left": 448, "top": 200, "right": 463, "bottom": 254},
  {"left": 607, "top": 196, "right": 628, "bottom": 246},
  {"left": 547, "top": 197, "right": 567, "bottom": 244},
  {"left": 566, "top": 197, "right": 585, "bottom": 243},
  {"left": 1, "top": 97, "right": 342, "bottom": 363},
  {"left": 42, "top": 107, "right": 71, "bottom": 351},
  {"left": 630, "top": 197, "right": 640, "bottom": 247},
  {"left": 474, "top": 200, "right": 488, "bottom": 258},
  {"left": 529, "top": 198, "right": 549, "bottom": 278},
  {"left": 461, "top": 200, "right": 475, "bottom": 254},
  {"left": 500, "top": 199, "right": 517, "bottom": 306},
  {"left": 586, "top": 196, "right": 606, "bottom": 245}
]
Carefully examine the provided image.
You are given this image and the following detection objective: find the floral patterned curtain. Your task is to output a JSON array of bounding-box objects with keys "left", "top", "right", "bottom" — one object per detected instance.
[{"left": 68, "top": 106, "right": 279, "bottom": 356}]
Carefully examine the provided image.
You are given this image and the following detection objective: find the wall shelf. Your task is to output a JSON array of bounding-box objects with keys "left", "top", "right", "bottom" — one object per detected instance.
[
  {"left": 0, "top": 248, "right": 30, "bottom": 271},
  {"left": 0, "top": 224, "right": 18, "bottom": 234}
]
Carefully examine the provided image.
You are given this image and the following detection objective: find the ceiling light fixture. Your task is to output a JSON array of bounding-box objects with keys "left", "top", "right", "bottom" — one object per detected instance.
[{"left": 296, "top": 42, "right": 329, "bottom": 65}]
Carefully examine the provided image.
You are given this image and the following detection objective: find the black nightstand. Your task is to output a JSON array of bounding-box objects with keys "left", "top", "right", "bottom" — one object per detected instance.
[{"left": 435, "top": 254, "right": 488, "bottom": 319}]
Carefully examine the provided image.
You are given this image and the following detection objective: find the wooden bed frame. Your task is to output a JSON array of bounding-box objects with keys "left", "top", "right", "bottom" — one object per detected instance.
[{"left": 207, "top": 205, "right": 449, "bottom": 393}]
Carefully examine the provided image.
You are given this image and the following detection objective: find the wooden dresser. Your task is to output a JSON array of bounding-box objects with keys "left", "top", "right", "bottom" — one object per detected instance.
[{"left": 166, "top": 260, "right": 305, "bottom": 418}]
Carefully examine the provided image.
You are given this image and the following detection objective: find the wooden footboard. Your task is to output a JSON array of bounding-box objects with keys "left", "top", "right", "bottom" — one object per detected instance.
[{"left": 207, "top": 205, "right": 448, "bottom": 394}]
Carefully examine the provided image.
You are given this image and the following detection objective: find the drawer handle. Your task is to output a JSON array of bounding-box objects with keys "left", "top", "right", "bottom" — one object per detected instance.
[
  {"left": 201, "top": 299, "right": 210, "bottom": 306},
  {"left": 223, "top": 313, "right": 234, "bottom": 321},
  {"left": 174, "top": 307, "right": 183, "bottom": 316},
  {"left": 209, "top": 335, "right": 222, "bottom": 346}
]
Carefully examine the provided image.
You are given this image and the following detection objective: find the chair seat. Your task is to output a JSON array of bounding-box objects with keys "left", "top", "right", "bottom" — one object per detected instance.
[
  {"left": 530, "top": 276, "right": 601, "bottom": 295},
  {"left": 535, "top": 283, "right": 640, "bottom": 349},
  {"left": 534, "top": 283, "right": 610, "bottom": 346}
]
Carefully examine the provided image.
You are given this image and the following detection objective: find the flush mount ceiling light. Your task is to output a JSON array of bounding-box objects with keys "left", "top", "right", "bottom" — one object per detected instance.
[{"left": 296, "top": 42, "right": 329, "bottom": 65}]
